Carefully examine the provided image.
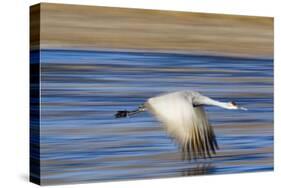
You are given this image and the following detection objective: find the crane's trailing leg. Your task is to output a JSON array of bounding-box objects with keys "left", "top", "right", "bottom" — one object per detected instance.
[{"left": 115, "top": 104, "right": 146, "bottom": 118}]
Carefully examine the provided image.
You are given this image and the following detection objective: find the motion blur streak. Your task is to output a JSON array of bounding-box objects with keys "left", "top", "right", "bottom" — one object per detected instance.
[{"left": 34, "top": 49, "right": 273, "bottom": 185}]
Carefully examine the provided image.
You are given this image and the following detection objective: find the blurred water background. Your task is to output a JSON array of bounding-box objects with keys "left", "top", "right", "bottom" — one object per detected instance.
[{"left": 37, "top": 49, "right": 273, "bottom": 185}]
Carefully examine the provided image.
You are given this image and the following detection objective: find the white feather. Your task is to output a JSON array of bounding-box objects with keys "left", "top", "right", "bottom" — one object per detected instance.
[
  {"left": 116, "top": 90, "right": 246, "bottom": 159},
  {"left": 145, "top": 91, "right": 218, "bottom": 159}
]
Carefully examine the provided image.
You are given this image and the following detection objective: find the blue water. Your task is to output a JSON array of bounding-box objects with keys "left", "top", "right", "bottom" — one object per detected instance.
[{"left": 37, "top": 49, "right": 273, "bottom": 185}]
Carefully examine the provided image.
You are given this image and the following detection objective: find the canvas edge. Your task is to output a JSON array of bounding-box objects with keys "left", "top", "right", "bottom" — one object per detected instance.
[{"left": 29, "top": 3, "right": 41, "bottom": 185}]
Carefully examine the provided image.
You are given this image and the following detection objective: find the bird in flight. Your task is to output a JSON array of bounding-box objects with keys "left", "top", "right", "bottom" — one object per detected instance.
[{"left": 115, "top": 90, "right": 247, "bottom": 160}]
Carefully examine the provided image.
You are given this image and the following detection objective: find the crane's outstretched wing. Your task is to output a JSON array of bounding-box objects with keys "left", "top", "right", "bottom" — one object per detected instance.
[{"left": 145, "top": 91, "right": 218, "bottom": 160}]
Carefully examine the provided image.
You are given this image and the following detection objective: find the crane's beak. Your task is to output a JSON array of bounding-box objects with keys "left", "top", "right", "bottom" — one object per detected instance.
[{"left": 239, "top": 106, "right": 248, "bottom": 111}]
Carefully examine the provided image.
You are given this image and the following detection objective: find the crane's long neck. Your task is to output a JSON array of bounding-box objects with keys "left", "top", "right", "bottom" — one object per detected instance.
[{"left": 204, "top": 98, "right": 230, "bottom": 109}]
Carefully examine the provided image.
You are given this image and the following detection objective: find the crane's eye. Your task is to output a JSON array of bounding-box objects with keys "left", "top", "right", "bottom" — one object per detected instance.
[{"left": 230, "top": 101, "right": 237, "bottom": 106}]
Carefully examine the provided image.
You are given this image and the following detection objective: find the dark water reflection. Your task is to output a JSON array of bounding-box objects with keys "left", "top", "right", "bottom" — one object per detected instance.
[{"left": 37, "top": 49, "right": 273, "bottom": 185}]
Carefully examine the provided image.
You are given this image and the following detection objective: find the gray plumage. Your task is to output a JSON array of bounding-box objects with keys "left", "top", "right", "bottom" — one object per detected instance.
[{"left": 115, "top": 90, "right": 247, "bottom": 160}]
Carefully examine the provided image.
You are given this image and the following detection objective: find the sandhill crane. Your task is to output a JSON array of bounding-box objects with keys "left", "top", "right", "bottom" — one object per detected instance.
[{"left": 115, "top": 90, "right": 247, "bottom": 160}]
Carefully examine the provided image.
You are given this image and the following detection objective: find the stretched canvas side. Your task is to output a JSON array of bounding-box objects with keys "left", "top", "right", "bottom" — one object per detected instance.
[{"left": 30, "top": 3, "right": 41, "bottom": 185}]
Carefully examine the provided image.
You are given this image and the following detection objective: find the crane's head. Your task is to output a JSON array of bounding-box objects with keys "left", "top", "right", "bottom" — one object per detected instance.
[{"left": 227, "top": 101, "right": 248, "bottom": 110}]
